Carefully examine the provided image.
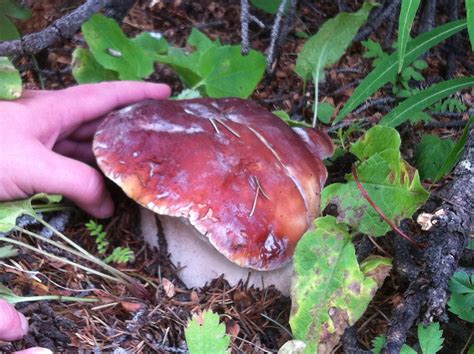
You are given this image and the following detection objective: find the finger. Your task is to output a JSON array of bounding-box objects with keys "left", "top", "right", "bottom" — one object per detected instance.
[
  {"left": 24, "top": 81, "right": 171, "bottom": 136},
  {"left": 32, "top": 148, "right": 114, "bottom": 218},
  {"left": 0, "top": 300, "right": 28, "bottom": 341},
  {"left": 13, "top": 348, "right": 53, "bottom": 354},
  {"left": 66, "top": 119, "right": 102, "bottom": 141},
  {"left": 53, "top": 140, "right": 95, "bottom": 164}
]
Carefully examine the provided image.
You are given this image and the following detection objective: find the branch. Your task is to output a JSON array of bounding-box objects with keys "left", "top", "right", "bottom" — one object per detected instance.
[
  {"left": 240, "top": 0, "right": 250, "bottom": 55},
  {"left": 0, "top": 0, "right": 112, "bottom": 57},
  {"left": 383, "top": 124, "right": 474, "bottom": 353},
  {"left": 354, "top": 0, "right": 401, "bottom": 42}
]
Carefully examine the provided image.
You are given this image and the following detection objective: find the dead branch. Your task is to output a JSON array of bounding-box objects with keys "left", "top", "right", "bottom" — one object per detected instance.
[
  {"left": 354, "top": 0, "right": 402, "bottom": 43},
  {"left": 383, "top": 124, "right": 474, "bottom": 353},
  {"left": 0, "top": 0, "right": 113, "bottom": 57},
  {"left": 240, "top": 0, "right": 250, "bottom": 55}
]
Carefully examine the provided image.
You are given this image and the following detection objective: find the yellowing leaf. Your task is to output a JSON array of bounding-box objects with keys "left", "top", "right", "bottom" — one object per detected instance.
[
  {"left": 322, "top": 126, "right": 429, "bottom": 236},
  {"left": 290, "top": 216, "right": 392, "bottom": 353}
]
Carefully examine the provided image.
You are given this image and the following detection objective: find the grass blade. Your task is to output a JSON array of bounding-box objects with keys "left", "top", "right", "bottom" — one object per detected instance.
[
  {"left": 334, "top": 19, "right": 467, "bottom": 124},
  {"left": 467, "top": 0, "right": 474, "bottom": 49},
  {"left": 398, "top": 0, "right": 421, "bottom": 72},
  {"left": 380, "top": 77, "right": 474, "bottom": 127}
]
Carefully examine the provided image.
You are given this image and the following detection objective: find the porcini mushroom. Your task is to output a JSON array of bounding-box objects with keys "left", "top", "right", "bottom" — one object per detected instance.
[{"left": 93, "top": 98, "right": 333, "bottom": 294}]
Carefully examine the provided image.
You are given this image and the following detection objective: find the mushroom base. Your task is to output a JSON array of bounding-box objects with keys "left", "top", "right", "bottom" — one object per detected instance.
[{"left": 140, "top": 208, "right": 293, "bottom": 295}]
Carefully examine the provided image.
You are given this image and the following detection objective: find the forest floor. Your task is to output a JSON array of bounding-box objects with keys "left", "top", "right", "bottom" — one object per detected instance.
[{"left": 1, "top": 1, "right": 473, "bottom": 353}]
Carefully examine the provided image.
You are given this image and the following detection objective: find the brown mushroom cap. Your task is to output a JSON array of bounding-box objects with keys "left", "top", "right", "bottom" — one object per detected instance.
[{"left": 93, "top": 98, "right": 333, "bottom": 270}]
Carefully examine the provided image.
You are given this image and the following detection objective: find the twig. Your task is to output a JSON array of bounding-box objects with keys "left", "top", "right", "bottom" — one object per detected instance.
[
  {"left": 0, "top": 0, "right": 112, "bottom": 57},
  {"left": 354, "top": 0, "right": 402, "bottom": 43},
  {"left": 240, "top": 0, "right": 250, "bottom": 55},
  {"left": 418, "top": 0, "right": 437, "bottom": 34}
]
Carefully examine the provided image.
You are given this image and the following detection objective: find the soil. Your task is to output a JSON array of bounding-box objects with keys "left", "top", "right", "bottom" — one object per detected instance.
[{"left": 1, "top": 1, "right": 473, "bottom": 353}]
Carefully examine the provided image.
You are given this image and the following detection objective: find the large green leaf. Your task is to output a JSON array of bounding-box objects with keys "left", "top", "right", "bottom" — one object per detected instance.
[
  {"left": 250, "top": 0, "right": 288, "bottom": 14},
  {"left": 0, "top": 56, "right": 22, "bottom": 100},
  {"left": 0, "top": 193, "right": 62, "bottom": 233},
  {"left": 322, "top": 126, "right": 429, "bottom": 236},
  {"left": 185, "top": 310, "right": 231, "bottom": 354},
  {"left": 72, "top": 48, "right": 119, "bottom": 84},
  {"left": 290, "top": 216, "right": 391, "bottom": 353},
  {"left": 418, "top": 322, "right": 444, "bottom": 354},
  {"left": 414, "top": 134, "right": 455, "bottom": 181},
  {"left": 131, "top": 31, "right": 169, "bottom": 58},
  {"left": 81, "top": 14, "right": 154, "bottom": 80},
  {"left": 467, "top": 0, "right": 474, "bottom": 50},
  {"left": 398, "top": 0, "right": 421, "bottom": 72},
  {"left": 335, "top": 20, "right": 467, "bottom": 123},
  {"left": 198, "top": 45, "right": 265, "bottom": 98},
  {"left": 0, "top": 13, "right": 20, "bottom": 41},
  {"left": 380, "top": 77, "right": 474, "bottom": 127},
  {"left": 295, "top": 2, "right": 375, "bottom": 81}
]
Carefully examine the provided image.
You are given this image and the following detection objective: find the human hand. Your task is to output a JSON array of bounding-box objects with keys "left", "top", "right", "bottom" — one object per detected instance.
[
  {"left": 0, "top": 81, "right": 171, "bottom": 218},
  {"left": 0, "top": 300, "right": 51, "bottom": 354}
]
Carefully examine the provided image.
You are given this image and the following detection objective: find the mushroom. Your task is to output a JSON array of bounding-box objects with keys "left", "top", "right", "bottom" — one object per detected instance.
[{"left": 93, "top": 98, "right": 333, "bottom": 294}]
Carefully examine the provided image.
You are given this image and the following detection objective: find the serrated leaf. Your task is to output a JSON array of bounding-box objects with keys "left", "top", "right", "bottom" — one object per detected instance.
[
  {"left": 0, "top": 0, "right": 31, "bottom": 19},
  {"left": 372, "top": 335, "right": 417, "bottom": 354},
  {"left": 398, "top": 0, "right": 421, "bottom": 72},
  {"left": 448, "top": 271, "right": 474, "bottom": 323},
  {"left": 278, "top": 340, "right": 306, "bottom": 354},
  {"left": 418, "top": 322, "right": 444, "bottom": 354},
  {"left": 0, "top": 245, "right": 18, "bottom": 259},
  {"left": 335, "top": 20, "right": 467, "bottom": 123},
  {"left": 322, "top": 126, "right": 429, "bottom": 236},
  {"left": 0, "top": 56, "right": 22, "bottom": 99},
  {"left": 295, "top": 2, "right": 375, "bottom": 81},
  {"left": 198, "top": 45, "right": 265, "bottom": 98},
  {"left": 408, "top": 111, "right": 432, "bottom": 124},
  {"left": 290, "top": 216, "right": 391, "bottom": 353},
  {"left": 72, "top": 48, "right": 119, "bottom": 84},
  {"left": 185, "top": 310, "right": 230, "bottom": 354},
  {"left": 434, "top": 116, "right": 474, "bottom": 182},
  {"left": 0, "top": 13, "right": 20, "bottom": 41},
  {"left": 380, "top": 77, "right": 474, "bottom": 127},
  {"left": 81, "top": 14, "right": 154, "bottom": 80},
  {"left": 414, "top": 134, "right": 455, "bottom": 181},
  {"left": 0, "top": 193, "right": 62, "bottom": 233},
  {"left": 467, "top": 0, "right": 474, "bottom": 50}
]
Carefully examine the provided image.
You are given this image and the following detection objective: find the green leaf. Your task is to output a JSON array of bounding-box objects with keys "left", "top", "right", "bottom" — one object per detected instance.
[
  {"left": 198, "top": 45, "right": 265, "bottom": 98},
  {"left": 467, "top": 0, "right": 474, "bottom": 50},
  {"left": 185, "top": 310, "right": 231, "bottom": 354},
  {"left": 295, "top": 2, "right": 375, "bottom": 81},
  {"left": 131, "top": 31, "right": 169, "bottom": 57},
  {"left": 409, "top": 111, "right": 432, "bottom": 124},
  {"left": 398, "top": 0, "right": 421, "bottom": 72},
  {"left": 0, "top": 245, "right": 18, "bottom": 259},
  {"left": 0, "top": 56, "right": 22, "bottom": 99},
  {"left": 250, "top": 0, "right": 288, "bottom": 14},
  {"left": 273, "top": 110, "right": 311, "bottom": 127},
  {"left": 174, "top": 88, "right": 202, "bottom": 100},
  {"left": 290, "top": 216, "right": 391, "bottom": 353},
  {"left": 433, "top": 116, "right": 474, "bottom": 182},
  {"left": 414, "top": 134, "right": 455, "bottom": 181},
  {"left": 72, "top": 48, "right": 119, "bottom": 84},
  {"left": 335, "top": 19, "right": 467, "bottom": 123},
  {"left": 321, "top": 126, "right": 429, "bottom": 236},
  {"left": 381, "top": 77, "right": 474, "bottom": 127},
  {"left": 0, "top": 193, "right": 62, "bottom": 233},
  {"left": 372, "top": 335, "right": 417, "bottom": 354},
  {"left": 81, "top": 14, "right": 154, "bottom": 80},
  {"left": 316, "top": 102, "right": 335, "bottom": 124},
  {"left": 448, "top": 271, "right": 474, "bottom": 323},
  {"left": 0, "top": 13, "right": 20, "bottom": 40},
  {"left": 418, "top": 322, "right": 444, "bottom": 354},
  {"left": 188, "top": 28, "right": 220, "bottom": 52},
  {"left": 156, "top": 47, "right": 203, "bottom": 87},
  {"left": 0, "top": 0, "right": 31, "bottom": 19}
]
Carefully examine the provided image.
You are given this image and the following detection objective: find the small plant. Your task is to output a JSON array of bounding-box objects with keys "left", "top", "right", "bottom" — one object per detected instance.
[
  {"left": 85, "top": 219, "right": 134, "bottom": 264},
  {"left": 185, "top": 310, "right": 231, "bottom": 354},
  {"left": 432, "top": 96, "right": 467, "bottom": 113}
]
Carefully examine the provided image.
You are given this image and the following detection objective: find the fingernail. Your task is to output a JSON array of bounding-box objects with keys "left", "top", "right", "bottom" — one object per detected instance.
[{"left": 18, "top": 313, "right": 28, "bottom": 334}]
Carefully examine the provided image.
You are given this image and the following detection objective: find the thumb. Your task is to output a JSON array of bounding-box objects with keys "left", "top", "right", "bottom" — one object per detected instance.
[
  {"left": 32, "top": 148, "right": 114, "bottom": 218},
  {"left": 0, "top": 300, "right": 28, "bottom": 341}
]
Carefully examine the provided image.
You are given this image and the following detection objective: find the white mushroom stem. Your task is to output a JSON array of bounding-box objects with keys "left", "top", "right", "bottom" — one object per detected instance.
[{"left": 140, "top": 208, "right": 294, "bottom": 295}]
